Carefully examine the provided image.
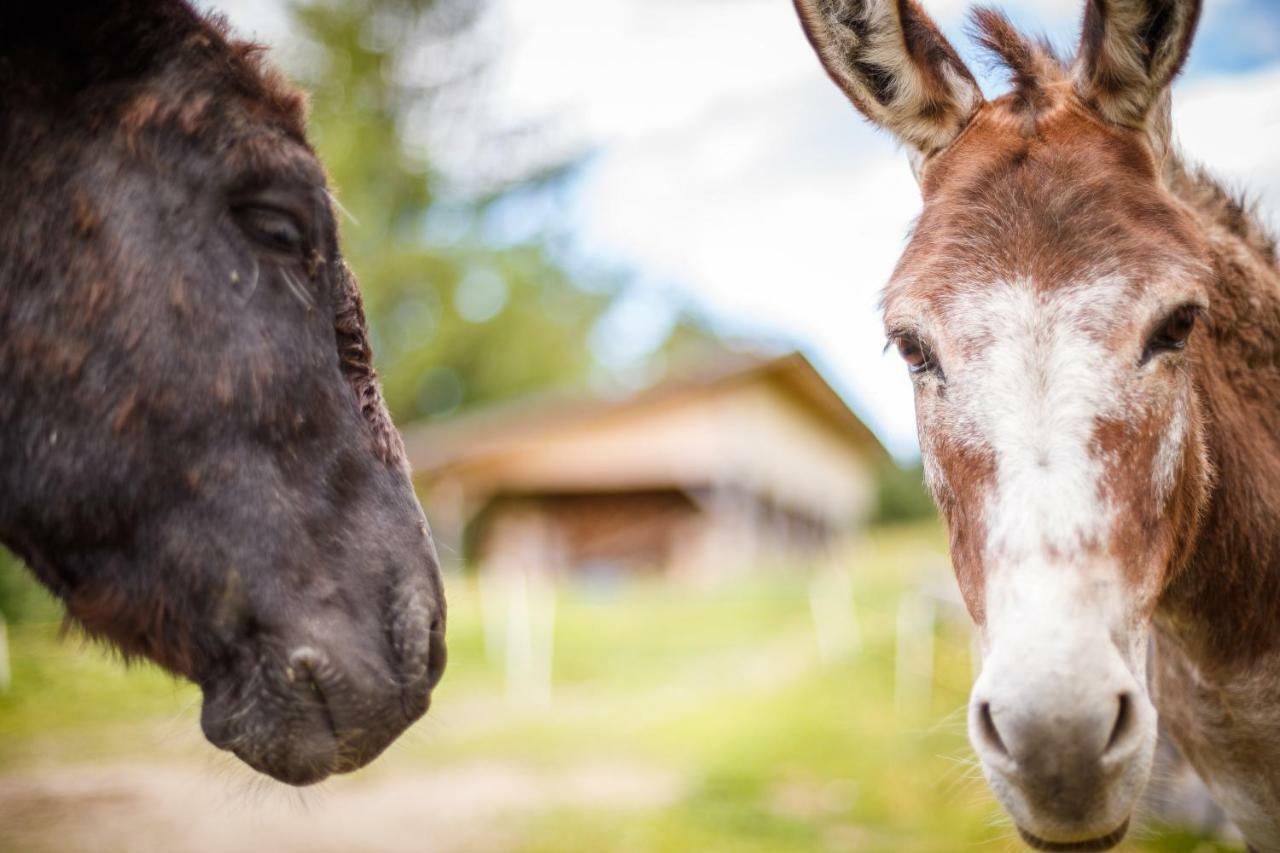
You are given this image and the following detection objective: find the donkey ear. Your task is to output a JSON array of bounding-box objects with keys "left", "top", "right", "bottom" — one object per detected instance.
[
  {"left": 792, "top": 0, "right": 984, "bottom": 162},
  {"left": 1074, "top": 0, "right": 1202, "bottom": 131}
]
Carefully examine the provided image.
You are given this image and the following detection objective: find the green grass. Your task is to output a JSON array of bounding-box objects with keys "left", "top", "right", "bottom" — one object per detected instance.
[{"left": 0, "top": 523, "right": 1242, "bottom": 851}]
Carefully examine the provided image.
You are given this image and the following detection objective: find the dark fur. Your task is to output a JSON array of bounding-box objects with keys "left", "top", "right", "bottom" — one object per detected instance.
[{"left": 0, "top": 1, "right": 444, "bottom": 785}]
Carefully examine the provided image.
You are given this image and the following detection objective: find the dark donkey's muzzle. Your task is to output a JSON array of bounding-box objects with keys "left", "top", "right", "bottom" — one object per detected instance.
[{"left": 200, "top": 581, "right": 446, "bottom": 786}]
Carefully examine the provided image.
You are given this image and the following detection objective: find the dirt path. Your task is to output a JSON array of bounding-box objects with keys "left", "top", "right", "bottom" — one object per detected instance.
[
  {"left": 0, "top": 630, "right": 824, "bottom": 852},
  {"left": 0, "top": 758, "right": 682, "bottom": 853}
]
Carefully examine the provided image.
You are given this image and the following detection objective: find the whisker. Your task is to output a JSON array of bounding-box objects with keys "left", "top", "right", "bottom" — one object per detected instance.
[
  {"left": 325, "top": 189, "right": 359, "bottom": 227},
  {"left": 280, "top": 267, "right": 316, "bottom": 311}
]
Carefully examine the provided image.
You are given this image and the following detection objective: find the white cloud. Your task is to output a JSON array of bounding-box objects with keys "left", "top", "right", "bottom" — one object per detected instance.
[
  {"left": 492, "top": 0, "right": 1280, "bottom": 458},
  {"left": 493, "top": 0, "right": 821, "bottom": 146},
  {"left": 503, "top": 0, "right": 927, "bottom": 454},
  {"left": 1174, "top": 64, "right": 1280, "bottom": 233},
  {"left": 195, "top": 0, "right": 291, "bottom": 44},
  {"left": 206, "top": 0, "right": 1280, "bottom": 459},
  {"left": 573, "top": 84, "right": 923, "bottom": 454}
]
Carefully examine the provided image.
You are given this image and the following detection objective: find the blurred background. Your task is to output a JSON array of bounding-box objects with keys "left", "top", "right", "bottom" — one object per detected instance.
[{"left": 2, "top": 0, "right": 1278, "bottom": 849}]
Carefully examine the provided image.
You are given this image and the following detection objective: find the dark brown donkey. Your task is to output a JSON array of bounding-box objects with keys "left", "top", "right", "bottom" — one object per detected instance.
[
  {"left": 0, "top": 2, "right": 445, "bottom": 785},
  {"left": 794, "top": 0, "right": 1280, "bottom": 848}
]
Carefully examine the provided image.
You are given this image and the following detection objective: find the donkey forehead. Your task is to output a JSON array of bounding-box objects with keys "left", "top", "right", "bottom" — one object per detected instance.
[
  {"left": 884, "top": 127, "right": 1209, "bottom": 333},
  {"left": 117, "top": 86, "right": 324, "bottom": 185},
  {"left": 887, "top": 96, "right": 1208, "bottom": 310}
]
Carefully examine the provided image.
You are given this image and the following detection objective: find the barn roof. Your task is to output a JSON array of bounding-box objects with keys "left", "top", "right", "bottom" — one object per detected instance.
[{"left": 402, "top": 350, "right": 890, "bottom": 476}]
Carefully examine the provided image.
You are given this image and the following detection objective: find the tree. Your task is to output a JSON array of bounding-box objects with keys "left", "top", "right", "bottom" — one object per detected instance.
[{"left": 286, "top": 0, "right": 707, "bottom": 422}]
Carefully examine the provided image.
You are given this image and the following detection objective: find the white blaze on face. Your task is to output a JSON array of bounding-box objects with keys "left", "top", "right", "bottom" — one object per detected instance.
[
  {"left": 926, "top": 277, "right": 1151, "bottom": 662},
  {"left": 947, "top": 279, "right": 1125, "bottom": 557}
]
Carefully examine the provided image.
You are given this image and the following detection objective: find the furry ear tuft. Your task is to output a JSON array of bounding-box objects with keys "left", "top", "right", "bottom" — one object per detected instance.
[
  {"left": 793, "top": 0, "right": 984, "bottom": 160},
  {"left": 971, "top": 8, "right": 1065, "bottom": 109}
]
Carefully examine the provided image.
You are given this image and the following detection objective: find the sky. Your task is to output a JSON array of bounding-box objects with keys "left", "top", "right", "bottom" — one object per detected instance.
[{"left": 215, "top": 0, "right": 1280, "bottom": 459}]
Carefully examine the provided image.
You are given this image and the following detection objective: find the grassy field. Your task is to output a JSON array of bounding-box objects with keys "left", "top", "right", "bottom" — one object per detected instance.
[{"left": 0, "top": 523, "right": 1240, "bottom": 852}]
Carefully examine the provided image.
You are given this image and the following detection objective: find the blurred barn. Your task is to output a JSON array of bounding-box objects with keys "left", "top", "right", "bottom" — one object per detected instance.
[{"left": 404, "top": 352, "right": 889, "bottom": 581}]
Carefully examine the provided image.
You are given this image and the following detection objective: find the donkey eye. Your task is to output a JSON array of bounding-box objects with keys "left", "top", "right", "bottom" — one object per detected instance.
[
  {"left": 234, "top": 205, "right": 306, "bottom": 255},
  {"left": 895, "top": 335, "right": 935, "bottom": 375},
  {"left": 1143, "top": 305, "right": 1200, "bottom": 363}
]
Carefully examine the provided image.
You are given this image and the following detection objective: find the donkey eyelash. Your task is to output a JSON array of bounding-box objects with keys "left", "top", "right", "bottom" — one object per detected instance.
[
  {"left": 888, "top": 331, "right": 942, "bottom": 379},
  {"left": 883, "top": 325, "right": 922, "bottom": 353}
]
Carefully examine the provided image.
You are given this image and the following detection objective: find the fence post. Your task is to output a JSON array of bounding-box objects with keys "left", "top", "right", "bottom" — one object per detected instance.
[
  {"left": 894, "top": 556, "right": 963, "bottom": 716},
  {"left": 808, "top": 554, "right": 860, "bottom": 665},
  {"left": 481, "top": 511, "right": 558, "bottom": 711},
  {"left": 0, "top": 614, "right": 10, "bottom": 694},
  {"left": 894, "top": 592, "right": 936, "bottom": 716}
]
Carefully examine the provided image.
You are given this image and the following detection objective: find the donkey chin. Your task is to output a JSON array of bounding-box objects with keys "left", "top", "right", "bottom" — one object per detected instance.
[
  {"left": 968, "top": 635, "right": 1159, "bottom": 851},
  {"left": 197, "top": 587, "right": 445, "bottom": 786}
]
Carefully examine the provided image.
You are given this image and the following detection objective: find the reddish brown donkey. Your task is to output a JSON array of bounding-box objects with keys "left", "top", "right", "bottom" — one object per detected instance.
[{"left": 793, "top": 0, "right": 1280, "bottom": 848}]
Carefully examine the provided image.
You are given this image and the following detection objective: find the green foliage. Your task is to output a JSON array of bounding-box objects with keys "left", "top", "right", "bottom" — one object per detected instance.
[
  {"left": 0, "top": 522, "right": 1229, "bottom": 850},
  {"left": 0, "top": 548, "right": 59, "bottom": 625},
  {"left": 0, "top": 622, "right": 196, "bottom": 759},
  {"left": 285, "top": 0, "right": 702, "bottom": 424},
  {"left": 873, "top": 461, "right": 937, "bottom": 524}
]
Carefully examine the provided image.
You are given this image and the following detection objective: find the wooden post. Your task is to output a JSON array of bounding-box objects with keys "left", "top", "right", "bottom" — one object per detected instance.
[
  {"left": 894, "top": 557, "right": 969, "bottom": 717},
  {"left": 894, "top": 591, "right": 936, "bottom": 716},
  {"left": 0, "top": 614, "right": 10, "bottom": 694},
  {"left": 480, "top": 510, "right": 558, "bottom": 711},
  {"left": 808, "top": 551, "right": 860, "bottom": 665}
]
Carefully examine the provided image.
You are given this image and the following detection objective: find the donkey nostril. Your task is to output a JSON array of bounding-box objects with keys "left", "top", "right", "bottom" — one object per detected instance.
[
  {"left": 1105, "top": 692, "right": 1135, "bottom": 756},
  {"left": 289, "top": 646, "right": 324, "bottom": 672},
  {"left": 287, "top": 646, "right": 330, "bottom": 687},
  {"left": 977, "top": 701, "right": 1010, "bottom": 758}
]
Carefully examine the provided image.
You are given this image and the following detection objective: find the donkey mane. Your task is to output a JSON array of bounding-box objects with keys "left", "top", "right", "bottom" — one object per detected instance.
[
  {"left": 335, "top": 262, "right": 406, "bottom": 467},
  {"left": 1169, "top": 162, "right": 1279, "bottom": 265}
]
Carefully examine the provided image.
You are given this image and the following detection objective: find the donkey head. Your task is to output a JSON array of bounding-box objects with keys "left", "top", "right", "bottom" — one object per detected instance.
[
  {"left": 0, "top": 2, "right": 444, "bottom": 785},
  {"left": 795, "top": 0, "right": 1210, "bottom": 845}
]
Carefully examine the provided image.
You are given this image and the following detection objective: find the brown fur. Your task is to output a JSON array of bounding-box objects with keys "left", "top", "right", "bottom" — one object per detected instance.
[
  {"left": 1077, "top": 0, "right": 1203, "bottom": 128},
  {"left": 796, "top": 0, "right": 1280, "bottom": 842},
  {"left": 67, "top": 583, "right": 196, "bottom": 678},
  {"left": 895, "top": 26, "right": 1280, "bottom": 664},
  {"left": 917, "top": 32, "right": 1280, "bottom": 853},
  {"left": 970, "top": 8, "right": 1063, "bottom": 134}
]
